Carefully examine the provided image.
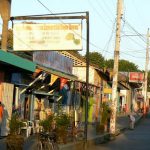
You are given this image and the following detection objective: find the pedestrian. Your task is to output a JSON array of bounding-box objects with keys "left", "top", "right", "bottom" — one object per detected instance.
[
  {"left": 0, "top": 101, "right": 4, "bottom": 136},
  {"left": 128, "top": 114, "right": 135, "bottom": 130}
]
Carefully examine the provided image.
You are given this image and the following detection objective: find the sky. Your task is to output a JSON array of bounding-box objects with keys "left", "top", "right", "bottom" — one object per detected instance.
[{"left": 0, "top": 0, "right": 150, "bottom": 70}]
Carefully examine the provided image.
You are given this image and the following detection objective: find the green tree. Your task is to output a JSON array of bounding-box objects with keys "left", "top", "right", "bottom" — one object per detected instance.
[
  {"left": 0, "top": 29, "right": 13, "bottom": 49},
  {"left": 105, "top": 59, "right": 139, "bottom": 72},
  {"left": 85, "top": 51, "right": 105, "bottom": 68},
  {"left": 104, "top": 59, "right": 114, "bottom": 69},
  {"left": 119, "top": 59, "right": 139, "bottom": 71}
]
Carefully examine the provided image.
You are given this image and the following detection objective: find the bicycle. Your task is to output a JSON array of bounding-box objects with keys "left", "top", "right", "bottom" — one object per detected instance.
[
  {"left": 67, "top": 121, "right": 84, "bottom": 142},
  {"left": 37, "top": 131, "right": 59, "bottom": 150}
]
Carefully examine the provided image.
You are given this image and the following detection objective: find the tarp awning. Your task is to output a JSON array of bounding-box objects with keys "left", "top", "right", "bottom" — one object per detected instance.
[{"left": 0, "top": 50, "right": 36, "bottom": 72}]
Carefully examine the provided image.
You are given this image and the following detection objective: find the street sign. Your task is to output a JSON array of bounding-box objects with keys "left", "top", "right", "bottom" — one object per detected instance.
[{"left": 129, "top": 72, "right": 144, "bottom": 83}]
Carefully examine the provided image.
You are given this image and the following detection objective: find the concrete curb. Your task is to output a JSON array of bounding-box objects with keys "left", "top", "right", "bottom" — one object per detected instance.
[
  {"left": 59, "top": 133, "right": 110, "bottom": 150},
  {"left": 59, "top": 114, "right": 143, "bottom": 150}
]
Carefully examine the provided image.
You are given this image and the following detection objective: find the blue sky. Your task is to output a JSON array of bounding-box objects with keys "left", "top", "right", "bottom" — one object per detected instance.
[{"left": 0, "top": 0, "right": 150, "bottom": 70}]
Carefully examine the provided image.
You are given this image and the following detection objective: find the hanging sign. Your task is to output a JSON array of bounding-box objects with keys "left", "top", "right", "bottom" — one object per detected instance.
[
  {"left": 129, "top": 72, "right": 144, "bottom": 83},
  {"left": 13, "top": 23, "right": 82, "bottom": 51}
]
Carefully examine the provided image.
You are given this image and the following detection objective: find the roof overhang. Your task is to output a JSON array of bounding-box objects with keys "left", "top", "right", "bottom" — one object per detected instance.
[
  {"left": 38, "top": 65, "right": 78, "bottom": 81},
  {"left": 0, "top": 50, "right": 36, "bottom": 72}
]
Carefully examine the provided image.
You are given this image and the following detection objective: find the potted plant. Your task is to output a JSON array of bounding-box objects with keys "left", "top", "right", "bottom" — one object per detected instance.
[
  {"left": 39, "top": 114, "right": 54, "bottom": 132},
  {"left": 55, "top": 114, "right": 70, "bottom": 144},
  {"left": 98, "top": 102, "right": 111, "bottom": 133},
  {"left": 6, "top": 113, "right": 24, "bottom": 150}
]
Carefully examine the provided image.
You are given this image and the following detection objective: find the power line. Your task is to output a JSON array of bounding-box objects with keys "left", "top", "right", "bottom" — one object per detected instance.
[
  {"left": 102, "top": 0, "right": 115, "bottom": 18},
  {"left": 103, "top": 19, "right": 116, "bottom": 57},
  {"left": 121, "top": 31, "right": 146, "bottom": 49},
  {"left": 123, "top": 50, "right": 146, "bottom": 54},
  {"left": 111, "top": 0, "right": 116, "bottom": 10},
  {"left": 96, "top": 0, "right": 114, "bottom": 23},
  {"left": 37, "top": 0, "right": 53, "bottom": 14},
  {"left": 36, "top": 0, "right": 145, "bottom": 61},
  {"left": 121, "top": 51, "right": 146, "bottom": 59},
  {"left": 87, "top": 0, "right": 112, "bottom": 29},
  {"left": 132, "top": 0, "right": 144, "bottom": 28},
  {"left": 36, "top": 0, "right": 115, "bottom": 53},
  {"left": 122, "top": 18, "right": 146, "bottom": 43}
]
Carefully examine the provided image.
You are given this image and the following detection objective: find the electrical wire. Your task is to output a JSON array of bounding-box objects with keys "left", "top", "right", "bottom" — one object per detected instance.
[
  {"left": 36, "top": 0, "right": 116, "bottom": 53},
  {"left": 111, "top": 0, "right": 116, "bottom": 10},
  {"left": 87, "top": 0, "right": 112, "bottom": 29},
  {"left": 36, "top": 0, "right": 145, "bottom": 60},
  {"left": 121, "top": 51, "right": 147, "bottom": 59},
  {"left": 122, "top": 18, "right": 146, "bottom": 43},
  {"left": 1, "top": 1, "right": 147, "bottom": 63},
  {"left": 0, "top": 20, "right": 146, "bottom": 61},
  {"left": 132, "top": 0, "right": 144, "bottom": 28},
  {"left": 102, "top": 0, "right": 115, "bottom": 18},
  {"left": 37, "top": 0, "right": 53, "bottom": 14},
  {"left": 96, "top": 0, "right": 114, "bottom": 23},
  {"left": 103, "top": 19, "right": 116, "bottom": 57},
  {"left": 121, "top": 31, "right": 146, "bottom": 49}
]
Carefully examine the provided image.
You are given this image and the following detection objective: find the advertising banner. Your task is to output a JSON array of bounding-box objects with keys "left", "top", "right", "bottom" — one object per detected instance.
[
  {"left": 13, "top": 23, "right": 82, "bottom": 51},
  {"left": 129, "top": 72, "right": 144, "bottom": 83},
  {"left": 33, "top": 51, "right": 73, "bottom": 74}
]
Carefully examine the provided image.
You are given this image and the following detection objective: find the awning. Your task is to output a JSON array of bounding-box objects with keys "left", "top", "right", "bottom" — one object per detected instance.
[
  {"left": 0, "top": 50, "right": 36, "bottom": 72},
  {"left": 38, "top": 65, "right": 78, "bottom": 81},
  {"left": 107, "top": 81, "right": 130, "bottom": 90}
]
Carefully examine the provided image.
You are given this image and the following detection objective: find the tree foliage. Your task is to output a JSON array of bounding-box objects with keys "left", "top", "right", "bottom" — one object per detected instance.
[
  {"left": 85, "top": 51, "right": 105, "bottom": 68},
  {"left": 104, "top": 59, "right": 114, "bottom": 69},
  {"left": 86, "top": 51, "right": 139, "bottom": 72},
  {"left": 119, "top": 59, "right": 139, "bottom": 72},
  {"left": 0, "top": 29, "right": 13, "bottom": 49},
  {"left": 105, "top": 59, "right": 139, "bottom": 72}
]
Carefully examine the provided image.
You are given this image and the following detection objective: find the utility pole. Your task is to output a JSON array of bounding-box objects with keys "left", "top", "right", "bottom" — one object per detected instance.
[
  {"left": 110, "top": 0, "right": 123, "bottom": 135},
  {"left": 85, "top": 11, "right": 89, "bottom": 149},
  {"left": 0, "top": 0, "right": 11, "bottom": 51},
  {"left": 143, "top": 28, "right": 149, "bottom": 115}
]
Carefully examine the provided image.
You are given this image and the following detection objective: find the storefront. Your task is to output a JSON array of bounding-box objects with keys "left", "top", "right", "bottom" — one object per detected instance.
[
  {"left": 0, "top": 50, "right": 36, "bottom": 136},
  {"left": 15, "top": 51, "right": 78, "bottom": 127}
]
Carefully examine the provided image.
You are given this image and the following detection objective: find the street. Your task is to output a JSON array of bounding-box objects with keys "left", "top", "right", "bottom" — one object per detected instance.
[{"left": 88, "top": 116, "right": 150, "bottom": 150}]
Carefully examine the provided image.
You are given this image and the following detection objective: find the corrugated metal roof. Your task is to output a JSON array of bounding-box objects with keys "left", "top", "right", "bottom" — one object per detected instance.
[{"left": 0, "top": 50, "right": 36, "bottom": 72}]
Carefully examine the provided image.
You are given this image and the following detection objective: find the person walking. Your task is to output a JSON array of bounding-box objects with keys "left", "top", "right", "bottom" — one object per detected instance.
[{"left": 128, "top": 114, "right": 135, "bottom": 130}]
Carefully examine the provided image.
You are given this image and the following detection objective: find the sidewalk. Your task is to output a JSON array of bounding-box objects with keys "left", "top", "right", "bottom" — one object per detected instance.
[
  {"left": 59, "top": 113, "right": 143, "bottom": 150},
  {"left": 0, "top": 113, "right": 143, "bottom": 150}
]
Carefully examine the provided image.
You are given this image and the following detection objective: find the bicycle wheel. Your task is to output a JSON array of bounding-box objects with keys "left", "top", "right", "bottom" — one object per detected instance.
[
  {"left": 53, "top": 143, "right": 59, "bottom": 150},
  {"left": 43, "top": 141, "right": 53, "bottom": 150},
  {"left": 76, "top": 131, "right": 84, "bottom": 141},
  {"left": 36, "top": 141, "right": 42, "bottom": 150}
]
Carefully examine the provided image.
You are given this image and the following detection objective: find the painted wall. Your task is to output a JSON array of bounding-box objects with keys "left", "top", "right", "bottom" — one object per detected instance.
[{"left": 73, "top": 66, "right": 95, "bottom": 85}]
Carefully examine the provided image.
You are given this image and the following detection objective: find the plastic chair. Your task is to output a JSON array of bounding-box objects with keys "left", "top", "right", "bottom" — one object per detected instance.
[
  {"left": 27, "top": 121, "right": 35, "bottom": 134},
  {"left": 34, "top": 120, "right": 42, "bottom": 133},
  {"left": 20, "top": 121, "right": 30, "bottom": 138}
]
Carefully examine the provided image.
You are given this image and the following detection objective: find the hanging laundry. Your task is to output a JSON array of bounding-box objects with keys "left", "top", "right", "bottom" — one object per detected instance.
[
  {"left": 50, "top": 74, "right": 58, "bottom": 85},
  {"left": 11, "top": 73, "right": 22, "bottom": 84},
  {"left": 60, "top": 86, "right": 68, "bottom": 106},
  {"left": 60, "top": 78, "right": 68, "bottom": 90},
  {"left": 73, "top": 91, "right": 81, "bottom": 110}
]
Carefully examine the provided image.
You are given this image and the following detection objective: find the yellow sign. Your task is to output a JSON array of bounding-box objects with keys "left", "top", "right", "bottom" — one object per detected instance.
[{"left": 104, "top": 88, "right": 112, "bottom": 94}]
